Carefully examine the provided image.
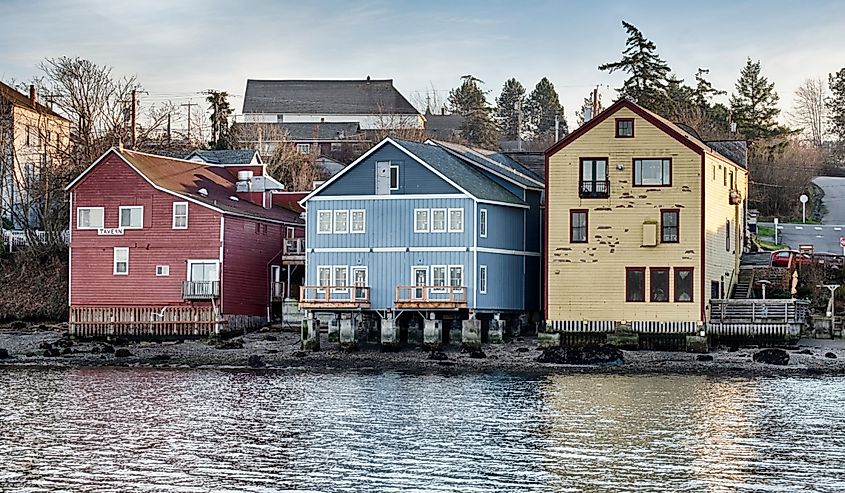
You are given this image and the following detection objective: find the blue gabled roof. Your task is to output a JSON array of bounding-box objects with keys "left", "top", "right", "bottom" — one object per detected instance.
[{"left": 392, "top": 138, "right": 525, "bottom": 206}]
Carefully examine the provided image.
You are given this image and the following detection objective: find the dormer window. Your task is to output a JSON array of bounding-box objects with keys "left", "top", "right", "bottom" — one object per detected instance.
[{"left": 615, "top": 118, "right": 634, "bottom": 138}]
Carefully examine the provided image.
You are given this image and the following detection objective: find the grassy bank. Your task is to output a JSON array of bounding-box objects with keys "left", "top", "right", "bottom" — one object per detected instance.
[{"left": 0, "top": 248, "right": 68, "bottom": 323}]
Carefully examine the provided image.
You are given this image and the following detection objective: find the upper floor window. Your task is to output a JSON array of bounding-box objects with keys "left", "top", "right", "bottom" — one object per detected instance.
[
  {"left": 431, "top": 209, "right": 447, "bottom": 232},
  {"left": 661, "top": 210, "right": 679, "bottom": 243},
  {"left": 333, "top": 210, "right": 349, "bottom": 234},
  {"left": 579, "top": 158, "right": 609, "bottom": 198},
  {"left": 119, "top": 206, "right": 143, "bottom": 229},
  {"left": 172, "top": 202, "right": 188, "bottom": 229},
  {"left": 448, "top": 208, "right": 464, "bottom": 232},
  {"left": 570, "top": 210, "right": 588, "bottom": 243},
  {"left": 615, "top": 118, "right": 634, "bottom": 138},
  {"left": 414, "top": 209, "right": 430, "bottom": 233},
  {"left": 633, "top": 158, "right": 671, "bottom": 186},
  {"left": 350, "top": 210, "right": 366, "bottom": 233},
  {"left": 76, "top": 207, "right": 104, "bottom": 229},
  {"left": 479, "top": 209, "right": 487, "bottom": 238},
  {"left": 317, "top": 210, "right": 332, "bottom": 234},
  {"left": 389, "top": 165, "right": 400, "bottom": 190},
  {"left": 296, "top": 143, "right": 311, "bottom": 154}
]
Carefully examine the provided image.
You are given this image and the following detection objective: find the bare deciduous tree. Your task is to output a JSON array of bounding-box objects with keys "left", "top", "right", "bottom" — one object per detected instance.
[
  {"left": 789, "top": 77, "right": 828, "bottom": 147},
  {"left": 231, "top": 124, "right": 328, "bottom": 191},
  {"left": 748, "top": 139, "right": 826, "bottom": 218}
]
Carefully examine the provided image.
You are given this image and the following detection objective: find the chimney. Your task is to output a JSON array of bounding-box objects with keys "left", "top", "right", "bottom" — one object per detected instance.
[
  {"left": 440, "top": 107, "right": 445, "bottom": 116},
  {"left": 29, "top": 85, "right": 36, "bottom": 106},
  {"left": 366, "top": 75, "right": 371, "bottom": 83}
]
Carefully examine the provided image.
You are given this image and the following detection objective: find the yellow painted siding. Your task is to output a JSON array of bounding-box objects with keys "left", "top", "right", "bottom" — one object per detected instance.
[
  {"left": 703, "top": 153, "right": 749, "bottom": 317},
  {"left": 547, "top": 107, "right": 704, "bottom": 322},
  {"left": 9, "top": 105, "right": 70, "bottom": 195}
]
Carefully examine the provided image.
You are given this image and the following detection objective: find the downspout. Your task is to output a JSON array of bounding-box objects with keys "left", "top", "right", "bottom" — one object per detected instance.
[
  {"left": 218, "top": 216, "right": 225, "bottom": 328},
  {"left": 472, "top": 198, "right": 478, "bottom": 313}
]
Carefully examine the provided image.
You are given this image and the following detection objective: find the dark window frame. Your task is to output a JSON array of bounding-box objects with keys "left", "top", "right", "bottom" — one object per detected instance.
[
  {"left": 579, "top": 157, "right": 610, "bottom": 198},
  {"left": 625, "top": 267, "right": 646, "bottom": 303},
  {"left": 660, "top": 209, "right": 680, "bottom": 243},
  {"left": 615, "top": 118, "right": 634, "bottom": 138},
  {"left": 650, "top": 267, "right": 670, "bottom": 302},
  {"left": 632, "top": 158, "right": 673, "bottom": 187},
  {"left": 674, "top": 267, "right": 694, "bottom": 303},
  {"left": 726, "top": 220, "right": 731, "bottom": 252},
  {"left": 569, "top": 209, "right": 588, "bottom": 243}
]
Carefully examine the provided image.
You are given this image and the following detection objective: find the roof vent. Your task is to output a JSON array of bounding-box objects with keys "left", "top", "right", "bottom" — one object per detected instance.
[
  {"left": 229, "top": 195, "right": 239, "bottom": 201},
  {"left": 237, "top": 170, "right": 254, "bottom": 181},
  {"left": 198, "top": 188, "right": 208, "bottom": 196}
]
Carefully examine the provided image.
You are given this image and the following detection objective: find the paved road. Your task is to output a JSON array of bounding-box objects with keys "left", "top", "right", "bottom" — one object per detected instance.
[
  {"left": 813, "top": 176, "right": 845, "bottom": 223},
  {"left": 765, "top": 222, "right": 845, "bottom": 254}
]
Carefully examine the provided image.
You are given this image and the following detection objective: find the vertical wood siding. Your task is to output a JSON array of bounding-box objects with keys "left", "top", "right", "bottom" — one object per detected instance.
[{"left": 222, "top": 216, "right": 284, "bottom": 317}]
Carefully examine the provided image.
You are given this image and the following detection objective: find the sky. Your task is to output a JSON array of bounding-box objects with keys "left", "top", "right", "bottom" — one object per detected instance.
[{"left": 1, "top": 0, "right": 844, "bottom": 131}]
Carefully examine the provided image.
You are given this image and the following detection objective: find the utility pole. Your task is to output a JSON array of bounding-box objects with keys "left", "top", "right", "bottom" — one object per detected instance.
[
  {"left": 130, "top": 89, "right": 137, "bottom": 149},
  {"left": 181, "top": 101, "right": 198, "bottom": 143},
  {"left": 592, "top": 86, "right": 599, "bottom": 118},
  {"left": 166, "top": 113, "right": 171, "bottom": 143},
  {"left": 516, "top": 101, "right": 523, "bottom": 151}
]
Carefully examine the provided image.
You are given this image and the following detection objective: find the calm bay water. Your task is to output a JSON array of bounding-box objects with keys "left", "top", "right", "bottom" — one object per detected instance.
[{"left": 0, "top": 367, "right": 843, "bottom": 492}]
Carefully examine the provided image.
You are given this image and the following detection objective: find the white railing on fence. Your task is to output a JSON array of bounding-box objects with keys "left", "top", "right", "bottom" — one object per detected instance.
[{"left": 1, "top": 229, "right": 69, "bottom": 251}]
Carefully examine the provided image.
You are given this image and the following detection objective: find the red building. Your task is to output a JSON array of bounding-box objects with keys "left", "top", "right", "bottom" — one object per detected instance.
[{"left": 65, "top": 146, "right": 304, "bottom": 337}]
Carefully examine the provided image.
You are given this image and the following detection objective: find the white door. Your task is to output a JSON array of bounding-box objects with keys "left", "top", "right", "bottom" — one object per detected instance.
[
  {"left": 375, "top": 161, "right": 390, "bottom": 195},
  {"left": 271, "top": 265, "right": 282, "bottom": 299},
  {"left": 412, "top": 267, "right": 428, "bottom": 300},
  {"left": 352, "top": 267, "right": 367, "bottom": 300}
]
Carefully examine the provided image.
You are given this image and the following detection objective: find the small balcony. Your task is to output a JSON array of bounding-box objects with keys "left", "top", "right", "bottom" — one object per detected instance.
[
  {"left": 395, "top": 285, "right": 467, "bottom": 309},
  {"left": 299, "top": 285, "right": 371, "bottom": 309},
  {"left": 181, "top": 281, "right": 220, "bottom": 300},
  {"left": 729, "top": 189, "right": 742, "bottom": 205},
  {"left": 282, "top": 238, "right": 305, "bottom": 264},
  {"left": 579, "top": 179, "right": 610, "bottom": 198}
]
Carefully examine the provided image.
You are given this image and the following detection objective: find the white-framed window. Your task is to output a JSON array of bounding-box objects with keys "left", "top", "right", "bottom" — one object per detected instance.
[
  {"left": 333, "top": 265, "right": 349, "bottom": 288},
  {"left": 479, "top": 209, "right": 487, "bottom": 238},
  {"left": 333, "top": 210, "right": 349, "bottom": 234},
  {"left": 297, "top": 143, "right": 311, "bottom": 154},
  {"left": 317, "top": 266, "right": 332, "bottom": 288},
  {"left": 286, "top": 226, "right": 296, "bottom": 238},
  {"left": 414, "top": 209, "right": 430, "bottom": 233},
  {"left": 113, "top": 247, "right": 129, "bottom": 276},
  {"left": 351, "top": 266, "right": 368, "bottom": 300},
  {"left": 350, "top": 209, "right": 366, "bottom": 233},
  {"left": 119, "top": 206, "right": 144, "bottom": 229},
  {"left": 431, "top": 209, "right": 447, "bottom": 232},
  {"left": 449, "top": 265, "right": 463, "bottom": 288},
  {"left": 479, "top": 265, "right": 488, "bottom": 294},
  {"left": 448, "top": 208, "right": 464, "bottom": 233},
  {"left": 432, "top": 265, "right": 447, "bottom": 288},
  {"left": 156, "top": 265, "right": 170, "bottom": 277},
  {"left": 187, "top": 260, "right": 219, "bottom": 282},
  {"left": 172, "top": 202, "right": 188, "bottom": 229},
  {"left": 389, "top": 165, "right": 400, "bottom": 190},
  {"left": 76, "top": 207, "right": 104, "bottom": 229},
  {"left": 317, "top": 210, "right": 332, "bottom": 234}
]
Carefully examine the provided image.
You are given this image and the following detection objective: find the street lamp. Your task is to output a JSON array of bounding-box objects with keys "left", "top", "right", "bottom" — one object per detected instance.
[
  {"left": 800, "top": 194, "right": 808, "bottom": 223},
  {"left": 819, "top": 284, "right": 840, "bottom": 338},
  {"left": 757, "top": 279, "right": 771, "bottom": 299}
]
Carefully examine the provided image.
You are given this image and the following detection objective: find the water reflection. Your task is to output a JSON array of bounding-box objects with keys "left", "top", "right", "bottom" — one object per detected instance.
[{"left": 0, "top": 368, "right": 843, "bottom": 492}]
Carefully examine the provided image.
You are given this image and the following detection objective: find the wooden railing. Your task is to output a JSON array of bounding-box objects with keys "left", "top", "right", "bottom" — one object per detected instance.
[
  {"left": 283, "top": 238, "right": 305, "bottom": 255},
  {"left": 709, "top": 299, "right": 809, "bottom": 324},
  {"left": 181, "top": 281, "right": 220, "bottom": 300},
  {"left": 69, "top": 305, "right": 220, "bottom": 337},
  {"left": 395, "top": 285, "right": 467, "bottom": 308},
  {"left": 299, "top": 285, "right": 370, "bottom": 308}
]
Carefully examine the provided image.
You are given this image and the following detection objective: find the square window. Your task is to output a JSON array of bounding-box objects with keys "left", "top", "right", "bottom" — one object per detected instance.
[
  {"left": 119, "top": 206, "right": 143, "bottom": 229},
  {"left": 661, "top": 210, "right": 679, "bottom": 243},
  {"left": 172, "top": 202, "right": 188, "bottom": 229},
  {"left": 448, "top": 208, "right": 463, "bottom": 232},
  {"left": 296, "top": 143, "right": 311, "bottom": 154},
  {"left": 626, "top": 267, "right": 645, "bottom": 302},
  {"left": 634, "top": 159, "right": 671, "bottom": 186},
  {"left": 76, "top": 207, "right": 104, "bottom": 229},
  {"left": 414, "top": 209, "right": 430, "bottom": 233},
  {"left": 650, "top": 268, "right": 669, "bottom": 302},
  {"left": 389, "top": 165, "right": 399, "bottom": 190},
  {"left": 189, "top": 261, "right": 219, "bottom": 282},
  {"left": 350, "top": 210, "right": 365, "bottom": 233},
  {"left": 431, "top": 209, "right": 447, "bottom": 232},
  {"left": 317, "top": 210, "right": 332, "bottom": 234},
  {"left": 616, "top": 118, "right": 634, "bottom": 138},
  {"left": 156, "top": 265, "right": 170, "bottom": 277},
  {"left": 570, "top": 210, "right": 588, "bottom": 243},
  {"left": 674, "top": 268, "right": 694, "bottom": 302},
  {"left": 113, "top": 247, "right": 129, "bottom": 275}
]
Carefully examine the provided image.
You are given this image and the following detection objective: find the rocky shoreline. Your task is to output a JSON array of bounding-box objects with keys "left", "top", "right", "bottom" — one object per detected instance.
[{"left": 1, "top": 327, "right": 844, "bottom": 376}]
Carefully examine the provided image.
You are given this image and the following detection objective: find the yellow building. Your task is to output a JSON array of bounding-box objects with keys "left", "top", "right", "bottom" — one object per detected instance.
[{"left": 544, "top": 99, "right": 748, "bottom": 332}]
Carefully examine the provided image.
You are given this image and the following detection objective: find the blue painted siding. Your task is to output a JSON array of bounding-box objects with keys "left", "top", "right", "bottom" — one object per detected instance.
[
  {"left": 477, "top": 204, "right": 525, "bottom": 251},
  {"left": 320, "top": 143, "right": 459, "bottom": 196},
  {"left": 476, "top": 252, "right": 524, "bottom": 311},
  {"left": 525, "top": 190, "right": 543, "bottom": 253}
]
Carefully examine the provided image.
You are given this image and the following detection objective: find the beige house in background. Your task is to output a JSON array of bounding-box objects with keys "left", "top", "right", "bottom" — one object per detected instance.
[
  {"left": 0, "top": 82, "right": 71, "bottom": 228},
  {"left": 544, "top": 99, "right": 748, "bottom": 331}
]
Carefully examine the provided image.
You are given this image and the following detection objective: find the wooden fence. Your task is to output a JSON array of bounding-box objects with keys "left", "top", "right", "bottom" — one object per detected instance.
[{"left": 69, "top": 306, "right": 221, "bottom": 337}]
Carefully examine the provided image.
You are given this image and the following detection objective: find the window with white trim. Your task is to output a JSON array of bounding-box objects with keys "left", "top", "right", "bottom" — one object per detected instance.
[
  {"left": 156, "top": 265, "right": 170, "bottom": 276},
  {"left": 449, "top": 265, "right": 463, "bottom": 287},
  {"left": 188, "top": 261, "right": 219, "bottom": 282},
  {"left": 333, "top": 210, "right": 349, "bottom": 233},
  {"left": 113, "top": 247, "right": 129, "bottom": 275},
  {"left": 479, "top": 265, "right": 488, "bottom": 294},
  {"left": 350, "top": 210, "right": 366, "bottom": 233},
  {"left": 296, "top": 143, "right": 311, "bottom": 154},
  {"left": 317, "top": 266, "right": 331, "bottom": 287},
  {"left": 414, "top": 209, "right": 430, "bottom": 232},
  {"left": 172, "top": 202, "right": 188, "bottom": 229},
  {"left": 432, "top": 266, "right": 447, "bottom": 287},
  {"left": 119, "top": 206, "right": 143, "bottom": 229},
  {"left": 76, "top": 207, "right": 104, "bottom": 229},
  {"left": 479, "top": 209, "right": 487, "bottom": 238},
  {"left": 431, "top": 209, "right": 447, "bottom": 232},
  {"left": 333, "top": 266, "right": 348, "bottom": 287},
  {"left": 448, "top": 208, "right": 464, "bottom": 232},
  {"left": 317, "top": 210, "right": 332, "bottom": 234},
  {"left": 389, "top": 165, "right": 400, "bottom": 190}
]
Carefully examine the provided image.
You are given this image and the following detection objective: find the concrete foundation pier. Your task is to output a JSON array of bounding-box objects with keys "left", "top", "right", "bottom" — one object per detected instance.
[
  {"left": 537, "top": 331, "right": 561, "bottom": 348},
  {"left": 424, "top": 319, "right": 442, "bottom": 348},
  {"left": 381, "top": 317, "right": 400, "bottom": 349},
  {"left": 462, "top": 319, "right": 481, "bottom": 349},
  {"left": 301, "top": 318, "right": 320, "bottom": 351},
  {"left": 685, "top": 335, "right": 709, "bottom": 353},
  {"left": 339, "top": 318, "right": 357, "bottom": 350},
  {"left": 327, "top": 318, "right": 340, "bottom": 343},
  {"left": 489, "top": 318, "right": 505, "bottom": 344}
]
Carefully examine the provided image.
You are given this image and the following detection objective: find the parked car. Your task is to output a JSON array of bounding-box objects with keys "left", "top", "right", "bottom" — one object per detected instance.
[{"left": 771, "top": 250, "right": 842, "bottom": 267}]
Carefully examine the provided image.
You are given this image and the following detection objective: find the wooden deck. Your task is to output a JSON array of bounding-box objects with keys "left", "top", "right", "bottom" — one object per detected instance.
[
  {"left": 299, "top": 285, "right": 370, "bottom": 309},
  {"left": 282, "top": 238, "right": 305, "bottom": 264},
  {"left": 394, "top": 285, "right": 467, "bottom": 309},
  {"left": 69, "top": 306, "right": 221, "bottom": 337}
]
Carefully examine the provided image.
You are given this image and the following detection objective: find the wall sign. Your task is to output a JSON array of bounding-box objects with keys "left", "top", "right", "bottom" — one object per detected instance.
[{"left": 97, "top": 228, "right": 125, "bottom": 236}]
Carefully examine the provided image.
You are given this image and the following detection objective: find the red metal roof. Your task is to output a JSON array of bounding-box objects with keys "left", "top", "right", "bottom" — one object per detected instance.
[{"left": 272, "top": 192, "right": 307, "bottom": 214}]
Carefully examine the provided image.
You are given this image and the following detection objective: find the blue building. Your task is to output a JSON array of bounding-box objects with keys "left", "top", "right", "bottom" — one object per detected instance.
[{"left": 299, "top": 137, "right": 543, "bottom": 347}]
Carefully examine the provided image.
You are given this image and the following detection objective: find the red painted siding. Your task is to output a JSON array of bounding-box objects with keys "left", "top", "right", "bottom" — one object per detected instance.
[
  {"left": 222, "top": 216, "right": 284, "bottom": 316},
  {"left": 70, "top": 153, "right": 221, "bottom": 307}
]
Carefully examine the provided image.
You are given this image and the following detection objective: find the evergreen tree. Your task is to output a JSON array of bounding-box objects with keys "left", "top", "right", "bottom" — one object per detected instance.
[
  {"left": 525, "top": 77, "right": 567, "bottom": 138},
  {"left": 448, "top": 75, "right": 499, "bottom": 148},
  {"left": 207, "top": 90, "right": 233, "bottom": 149},
  {"left": 730, "top": 58, "right": 790, "bottom": 141},
  {"left": 693, "top": 68, "right": 726, "bottom": 108},
  {"left": 494, "top": 78, "right": 526, "bottom": 141},
  {"left": 599, "top": 21, "right": 671, "bottom": 110},
  {"left": 828, "top": 67, "right": 845, "bottom": 143},
  {"left": 575, "top": 90, "right": 603, "bottom": 127}
]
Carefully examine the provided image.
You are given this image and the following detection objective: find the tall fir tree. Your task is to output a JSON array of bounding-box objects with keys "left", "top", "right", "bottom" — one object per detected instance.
[
  {"left": 448, "top": 75, "right": 499, "bottom": 148},
  {"left": 693, "top": 68, "right": 726, "bottom": 108},
  {"left": 525, "top": 77, "right": 567, "bottom": 138},
  {"left": 598, "top": 21, "right": 671, "bottom": 110},
  {"left": 207, "top": 90, "right": 233, "bottom": 149},
  {"left": 494, "top": 78, "right": 526, "bottom": 141},
  {"left": 828, "top": 67, "right": 845, "bottom": 144},
  {"left": 730, "top": 58, "right": 790, "bottom": 141}
]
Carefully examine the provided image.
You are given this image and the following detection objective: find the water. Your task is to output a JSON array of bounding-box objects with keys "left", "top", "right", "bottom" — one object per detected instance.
[{"left": 1, "top": 368, "right": 844, "bottom": 493}]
